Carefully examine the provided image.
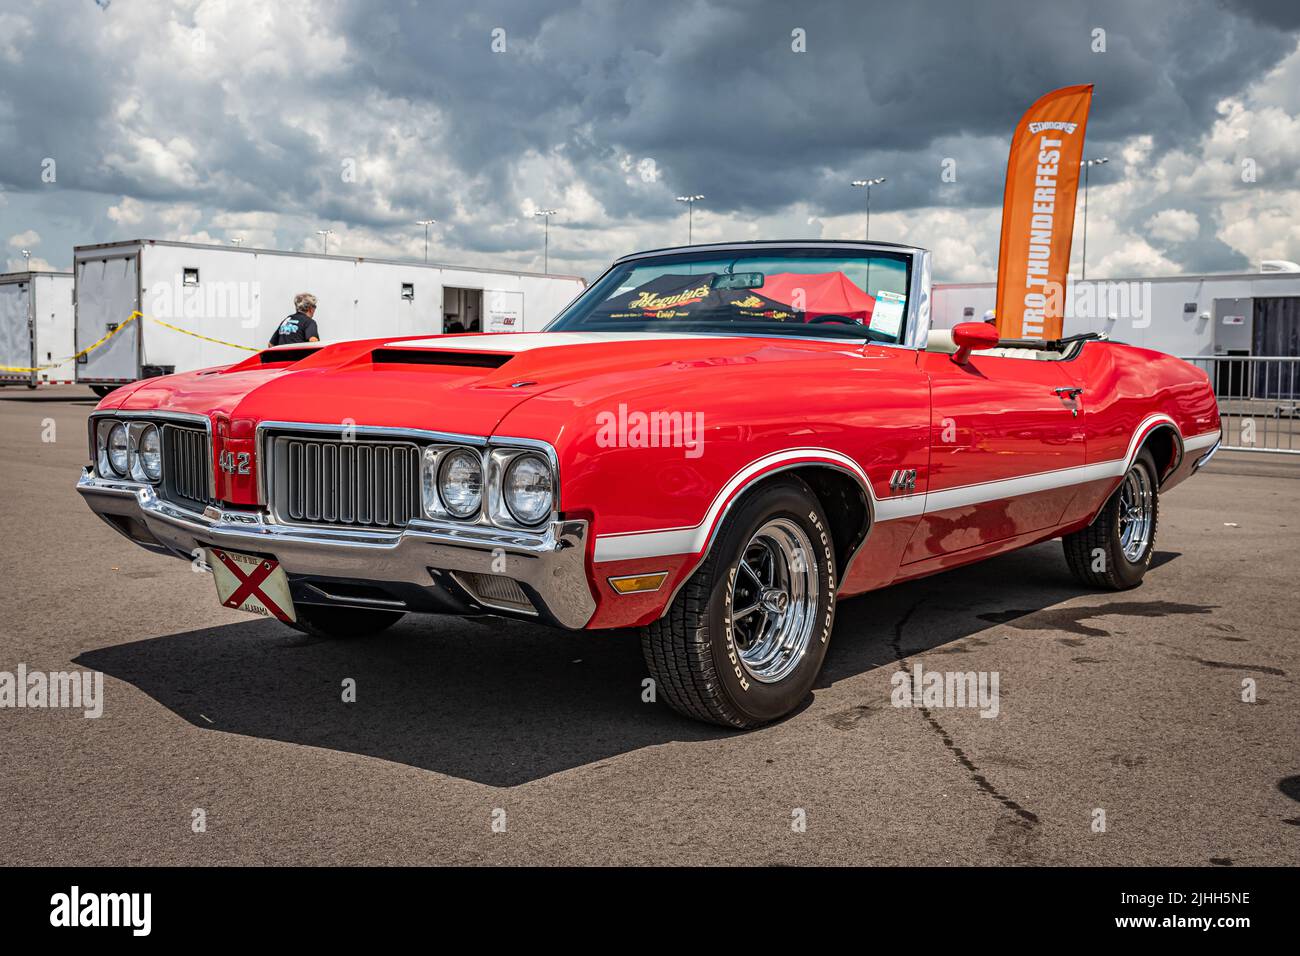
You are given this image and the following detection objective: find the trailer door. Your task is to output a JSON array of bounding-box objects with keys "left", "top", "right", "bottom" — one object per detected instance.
[
  {"left": 0, "top": 281, "right": 33, "bottom": 385},
  {"left": 76, "top": 254, "right": 140, "bottom": 383},
  {"left": 34, "top": 276, "right": 77, "bottom": 385}
]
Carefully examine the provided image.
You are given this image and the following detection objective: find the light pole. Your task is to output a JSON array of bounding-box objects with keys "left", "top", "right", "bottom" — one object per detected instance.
[
  {"left": 21, "top": 249, "right": 31, "bottom": 270},
  {"left": 850, "top": 177, "right": 886, "bottom": 241},
  {"left": 416, "top": 219, "right": 437, "bottom": 263},
  {"left": 675, "top": 195, "right": 704, "bottom": 244},
  {"left": 316, "top": 229, "right": 334, "bottom": 255},
  {"left": 532, "top": 209, "right": 558, "bottom": 272},
  {"left": 1079, "top": 157, "right": 1108, "bottom": 281}
]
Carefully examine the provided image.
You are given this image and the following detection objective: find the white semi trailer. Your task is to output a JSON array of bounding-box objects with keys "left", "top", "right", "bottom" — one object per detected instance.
[
  {"left": 74, "top": 240, "right": 586, "bottom": 394},
  {"left": 0, "top": 271, "right": 76, "bottom": 388}
]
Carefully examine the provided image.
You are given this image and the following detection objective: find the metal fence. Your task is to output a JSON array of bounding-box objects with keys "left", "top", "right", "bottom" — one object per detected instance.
[{"left": 1179, "top": 356, "right": 1300, "bottom": 454}]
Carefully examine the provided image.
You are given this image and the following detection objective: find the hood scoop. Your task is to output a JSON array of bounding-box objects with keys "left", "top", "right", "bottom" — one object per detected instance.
[
  {"left": 261, "top": 346, "right": 319, "bottom": 364},
  {"left": 371, "top": 348, "right": 513, "bottom": 369}
]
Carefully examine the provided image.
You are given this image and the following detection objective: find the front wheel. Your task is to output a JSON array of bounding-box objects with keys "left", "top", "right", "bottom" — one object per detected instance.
[
  {"left": 641, "top": 477, "right": 837, "bottom": 728},
  {"left": 1063, "top": 448, "right": 1160, "bottom": 589},
  {"left": 288, "top": 603, "right": 405, "bottom": 639}
]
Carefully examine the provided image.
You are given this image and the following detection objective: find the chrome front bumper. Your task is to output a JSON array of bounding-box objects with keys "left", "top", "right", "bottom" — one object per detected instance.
[{"left": 76, "top": 468, "right": 596, "bottom": 628}]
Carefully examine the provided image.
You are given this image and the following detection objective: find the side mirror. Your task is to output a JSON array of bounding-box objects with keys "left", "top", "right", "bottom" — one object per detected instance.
[{"left": 950, "top": 322, "right": 1000, "bottom": 364}]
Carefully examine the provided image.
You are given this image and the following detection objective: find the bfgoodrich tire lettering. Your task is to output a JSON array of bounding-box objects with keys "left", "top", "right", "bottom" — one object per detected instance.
[
  {"left": 1063, "top": 448, "right": 1160, "bottom": 590},
  {"left": 641, "top": 477, "right": 837, "bottom": 728}
]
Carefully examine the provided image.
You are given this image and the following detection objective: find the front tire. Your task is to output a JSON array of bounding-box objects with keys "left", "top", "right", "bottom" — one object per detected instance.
[
  {"left": 641, "top": 478, "right": 837, "bottom": 728},
  {"left": 288, "top": 603, "right": 405, "bottom": 639},
  {"left": 1063, "top": 448, "right": 1160, "bottom": 590}
]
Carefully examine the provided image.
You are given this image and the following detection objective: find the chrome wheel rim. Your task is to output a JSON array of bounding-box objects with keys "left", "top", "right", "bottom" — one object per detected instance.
[
  {"left": 728, "top": 517, "right": 819, "bottom": 684},
  {"left": 1118, "top": 465, "right": 1153, "bottom": 562}
]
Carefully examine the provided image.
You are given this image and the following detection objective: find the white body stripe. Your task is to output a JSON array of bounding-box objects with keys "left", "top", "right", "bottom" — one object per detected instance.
[
  {"left": 592, "top": 416, "right": 1220, "bottom": 563},
  {"left": 593, "top": 448, "right": 872, "bottom": 562},
  {"left": 386, "top": 331, "right": 727, "bottom": 352},
  {"left": 1181, "top": 430, "right": 1220, "bottom": 452}
]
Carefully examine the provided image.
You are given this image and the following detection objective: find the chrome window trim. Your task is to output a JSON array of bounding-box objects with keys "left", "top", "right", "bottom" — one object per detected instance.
[
  {"left": 542, "top": 240, "right": 932, "bottom": 352},
  {"left": 609, "top": 239, "right": 925, "bottom": 263}
]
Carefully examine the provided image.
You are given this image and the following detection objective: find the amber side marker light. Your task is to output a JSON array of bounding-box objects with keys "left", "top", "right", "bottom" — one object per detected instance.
[{"left": 608, "top": 572, "right": 669, "bottom": 594}]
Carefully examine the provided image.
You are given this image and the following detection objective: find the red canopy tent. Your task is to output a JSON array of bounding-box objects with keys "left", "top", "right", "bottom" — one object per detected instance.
[{"left": 759, "top": 272, "right": 876, "bottom": 325}]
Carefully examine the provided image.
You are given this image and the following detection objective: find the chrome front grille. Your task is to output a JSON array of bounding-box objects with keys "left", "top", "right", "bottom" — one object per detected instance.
[
  {"left": 269, "top": 434, "right": 421, "bottom": 528},
  {"left": 161, "top": 424, "right": 213, "bottom": 510}
]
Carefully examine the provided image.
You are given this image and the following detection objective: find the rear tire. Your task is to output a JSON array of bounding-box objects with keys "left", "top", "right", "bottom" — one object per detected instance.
[
  {"left": 90, "top": 385, "right": 118, "bottom": 398},
  {"left": 1063, "top": 448, "right": 1160, "bottom": 590},
  {"left": 641, "top": 477, "right": 837, "bottom": 728},
  {"left": 288, "top": 604, "right": 405, "bottom": 639}
]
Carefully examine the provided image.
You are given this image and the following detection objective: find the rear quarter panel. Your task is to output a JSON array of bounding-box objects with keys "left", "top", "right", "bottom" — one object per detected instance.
[{"left": 1059, "top": 341, "right": 1220, "bottom": 528}]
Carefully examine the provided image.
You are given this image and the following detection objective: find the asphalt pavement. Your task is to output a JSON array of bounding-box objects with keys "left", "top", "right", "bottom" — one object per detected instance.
[{"left": 2, "top": 386, "right": 1297, "bottom": 865}]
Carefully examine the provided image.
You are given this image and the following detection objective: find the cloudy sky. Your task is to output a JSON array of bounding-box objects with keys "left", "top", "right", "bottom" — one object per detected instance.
[{"left": 1, "top": 0, "right": 1298, "bottom": 281}]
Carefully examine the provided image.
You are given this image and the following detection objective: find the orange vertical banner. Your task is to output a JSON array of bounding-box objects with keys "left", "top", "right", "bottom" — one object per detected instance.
[{"left": 994, "top": 84, "right": 1094, "bottom": 340}]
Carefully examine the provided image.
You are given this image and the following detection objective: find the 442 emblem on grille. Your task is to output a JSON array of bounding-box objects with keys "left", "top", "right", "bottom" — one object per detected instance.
[{"left": 219, "top": 450, "right": 251, "bottom": 475}]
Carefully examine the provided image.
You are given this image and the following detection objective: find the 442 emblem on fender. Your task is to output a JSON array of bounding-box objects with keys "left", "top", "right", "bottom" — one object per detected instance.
[{"left": 888, "top": 469, "right": 917, "bottom": 493}]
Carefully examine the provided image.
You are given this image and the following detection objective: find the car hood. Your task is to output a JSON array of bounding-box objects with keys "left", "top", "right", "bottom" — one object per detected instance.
[{"left": 107, "top": 331, "right": 865, "bottom": 438}]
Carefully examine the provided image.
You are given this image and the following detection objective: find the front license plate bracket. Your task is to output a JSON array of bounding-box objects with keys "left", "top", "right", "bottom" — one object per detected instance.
[{"left": 206, "top": 547, "right": 297, "bottom": 623}]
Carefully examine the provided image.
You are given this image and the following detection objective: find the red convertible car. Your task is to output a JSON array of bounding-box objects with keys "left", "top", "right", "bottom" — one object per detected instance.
[{"left": 78, "top": 241, "right": 1221, "bottom": 728}]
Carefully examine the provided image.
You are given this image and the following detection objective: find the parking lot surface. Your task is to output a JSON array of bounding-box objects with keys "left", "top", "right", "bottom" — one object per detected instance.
[{"left": 2, "top": 387, "right": 1297, "bottom": 865}]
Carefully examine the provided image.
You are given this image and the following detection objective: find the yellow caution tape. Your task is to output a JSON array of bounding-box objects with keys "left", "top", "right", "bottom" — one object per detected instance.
[
  {"left": 0, "top": 312, "right": 140, "bottom": 373},
  {"left": 143, "top": 314, "right": 258, "bottom": 352},
  {"left": 0, "top": 310, "right": 256, "bottom": 374}
]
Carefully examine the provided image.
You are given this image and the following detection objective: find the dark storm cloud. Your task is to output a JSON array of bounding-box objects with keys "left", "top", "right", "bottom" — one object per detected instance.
[
  {"left": 334, "top": 0, "right": 1298, "bottom": 221},
  {"left": 0, "top": 0, "right": 1295, "bottom": 269},
  {"left": 1223, "top": 0, "right": 1300, "bottom": 31}
]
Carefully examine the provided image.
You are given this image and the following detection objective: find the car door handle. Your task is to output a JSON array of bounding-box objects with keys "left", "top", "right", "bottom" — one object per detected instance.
[{"left": 1054, "top": 386, "right": 1084, "bottom": 399}]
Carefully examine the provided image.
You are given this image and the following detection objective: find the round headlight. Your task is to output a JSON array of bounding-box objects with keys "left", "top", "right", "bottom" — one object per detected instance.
[
  {"left": 437, "top": 449, "right": 483, "bottom": 518},
  {"left": 503, "top": 454, "right": 553, "bottom": 525},
  {"left": 107, "top": 423, "right": 130, "bottom": 476},
  {"left": 138, "top": 424, "right": 162, "bottom": 482}
]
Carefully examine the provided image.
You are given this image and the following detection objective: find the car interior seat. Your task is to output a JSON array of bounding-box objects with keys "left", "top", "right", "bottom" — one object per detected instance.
[{"left": 924, "top": 329, "right": 1068, "bottom": 360}]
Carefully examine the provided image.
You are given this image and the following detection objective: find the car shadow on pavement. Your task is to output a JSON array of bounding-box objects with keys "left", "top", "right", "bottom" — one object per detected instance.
[
  {"left": 77, "top": 611, "right": 728, "bottom": 787},
  {"left": 819, "top": 542, "right": 1186, "bottom": 686},
  {"left": 77, "top": 541, "right": 1187, "bottom": 787}
]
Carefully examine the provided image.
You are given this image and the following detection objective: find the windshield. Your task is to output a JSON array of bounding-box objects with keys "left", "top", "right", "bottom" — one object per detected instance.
[{"left": 547, "top": 247, "right": 912, "bottom": 342}]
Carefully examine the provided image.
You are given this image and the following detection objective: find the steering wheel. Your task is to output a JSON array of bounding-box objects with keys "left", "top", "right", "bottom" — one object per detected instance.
[{"left": 808, "top": 314, "right": 895, "bottom": 342}]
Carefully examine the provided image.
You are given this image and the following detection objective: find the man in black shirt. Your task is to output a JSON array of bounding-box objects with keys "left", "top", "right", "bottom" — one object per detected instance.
[{"left": 269, "top": 293, "right": 320, "bottom": 345}]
